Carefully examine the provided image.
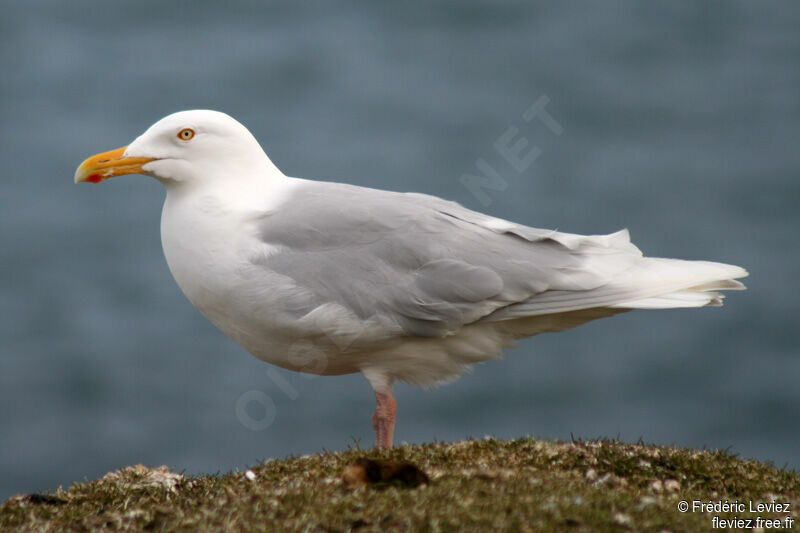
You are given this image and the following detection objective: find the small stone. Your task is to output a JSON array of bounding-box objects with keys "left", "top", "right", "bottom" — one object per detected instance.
[
  {"left": 638, "top": 496, "right": 658, "bottom": 508},
  {"left": 101, "top": 464, "right": 183, "bottom": 493},
  {"left": 595, "top": 472, "right": 626, "bottom": 487},
  {"left": 585, "top": 468, "right": 597, "bottom": 481},
  {"left": 649, "top": 480, "right": 664, "bottom": 493},
  {"left": 664, "top": 479, "right": 680, "bottom": 492},
  {"left": 245, "top": 470, "right": 256, "bottom": 481},
  {"left": 613, "top": 512, "right": 632, "bottom": 527}
]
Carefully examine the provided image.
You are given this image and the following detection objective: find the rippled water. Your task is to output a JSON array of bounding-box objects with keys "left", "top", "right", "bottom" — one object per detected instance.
[{"left": 1, "top": 1, "right": 799, "bottom": 500}]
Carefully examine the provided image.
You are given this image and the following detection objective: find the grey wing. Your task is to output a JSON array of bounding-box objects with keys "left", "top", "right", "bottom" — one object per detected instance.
[{"left": 253, "top": 180, "right": 641, "bottom": 339}]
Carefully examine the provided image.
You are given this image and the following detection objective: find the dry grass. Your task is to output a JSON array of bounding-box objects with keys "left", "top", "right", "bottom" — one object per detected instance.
[{"left": 2, "top": 437, "right": 798, "bottom": 532}]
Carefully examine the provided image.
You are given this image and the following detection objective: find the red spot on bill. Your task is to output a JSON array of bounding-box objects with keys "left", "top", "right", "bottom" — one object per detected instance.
[{"left": 86, "top": 174, "right": 103, "bottom": 183}]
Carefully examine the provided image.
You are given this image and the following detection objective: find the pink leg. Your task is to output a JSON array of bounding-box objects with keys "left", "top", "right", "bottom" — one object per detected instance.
[{"left": 372, "top": 390, "right": 397, "bottom": 449}]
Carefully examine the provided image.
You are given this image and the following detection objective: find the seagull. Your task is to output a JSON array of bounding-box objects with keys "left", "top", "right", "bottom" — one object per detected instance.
[{"left": 75, "top": 110, "right": 747, "bottom": 449}]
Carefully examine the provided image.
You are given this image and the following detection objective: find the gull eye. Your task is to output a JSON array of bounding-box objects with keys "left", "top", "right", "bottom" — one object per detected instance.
[{"left": 177, "top": 128, "right": 195, "bottom": 141}]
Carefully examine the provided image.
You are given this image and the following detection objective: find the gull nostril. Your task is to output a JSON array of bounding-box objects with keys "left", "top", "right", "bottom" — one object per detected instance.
[{"left": 98, "top": 159, "right": 110, "bottom": 163}]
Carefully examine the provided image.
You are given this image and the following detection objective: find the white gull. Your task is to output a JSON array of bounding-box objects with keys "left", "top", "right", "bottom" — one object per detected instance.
[{"left": 75, "top": 110, "right": 747, "bottom": 448}]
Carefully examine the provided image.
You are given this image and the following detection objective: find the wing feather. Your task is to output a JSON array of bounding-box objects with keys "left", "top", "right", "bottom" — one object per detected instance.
[{"left": 254, "top": 181, "right": 644, "bottom": 338}]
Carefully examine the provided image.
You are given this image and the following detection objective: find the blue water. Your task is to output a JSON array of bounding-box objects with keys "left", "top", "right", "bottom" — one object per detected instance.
[{"left": 1, "top": 1, "right": 799, "bottom": 500}]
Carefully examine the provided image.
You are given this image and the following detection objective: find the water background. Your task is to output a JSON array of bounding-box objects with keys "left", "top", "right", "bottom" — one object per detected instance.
[{"left": 1, "top": 1, "right": 799, "bottom": 500}]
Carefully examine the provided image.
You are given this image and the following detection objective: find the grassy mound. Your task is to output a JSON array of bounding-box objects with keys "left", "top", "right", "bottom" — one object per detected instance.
[{"left": 2, "top": 437, "right": 798, "bottom": 532}]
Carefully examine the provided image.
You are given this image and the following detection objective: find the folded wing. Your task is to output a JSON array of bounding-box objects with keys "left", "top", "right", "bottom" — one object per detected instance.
[{"left": 254, "top": 180, "right": 747, "bottom": 341}]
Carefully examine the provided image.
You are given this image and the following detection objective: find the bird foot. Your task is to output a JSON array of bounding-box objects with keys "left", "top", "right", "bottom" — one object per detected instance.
[{"left": 371, "top": 390, "right": 397, "bottom": 449}]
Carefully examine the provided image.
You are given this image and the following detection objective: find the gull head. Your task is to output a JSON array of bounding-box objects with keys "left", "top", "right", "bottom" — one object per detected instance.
[{"left": 74, "top": 110, "right": 277, "bottom": 186}]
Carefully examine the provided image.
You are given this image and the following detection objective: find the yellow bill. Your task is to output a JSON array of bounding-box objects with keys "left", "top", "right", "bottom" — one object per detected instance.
[{"left": 74, "top": 146, "right": 155, "bottom": 184}]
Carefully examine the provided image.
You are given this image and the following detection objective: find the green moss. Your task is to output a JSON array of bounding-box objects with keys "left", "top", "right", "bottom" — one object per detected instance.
[{"left": 2, "top": 437, "right": 798, "bottom": 532}]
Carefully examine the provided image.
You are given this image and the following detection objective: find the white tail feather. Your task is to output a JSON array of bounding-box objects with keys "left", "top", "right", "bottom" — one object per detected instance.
[
  {"left": 607, "top": 259, "right": 747, "bottom": 310},
  {"left": 487, "top": 257, "right": 747, "bottom": 320}
]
